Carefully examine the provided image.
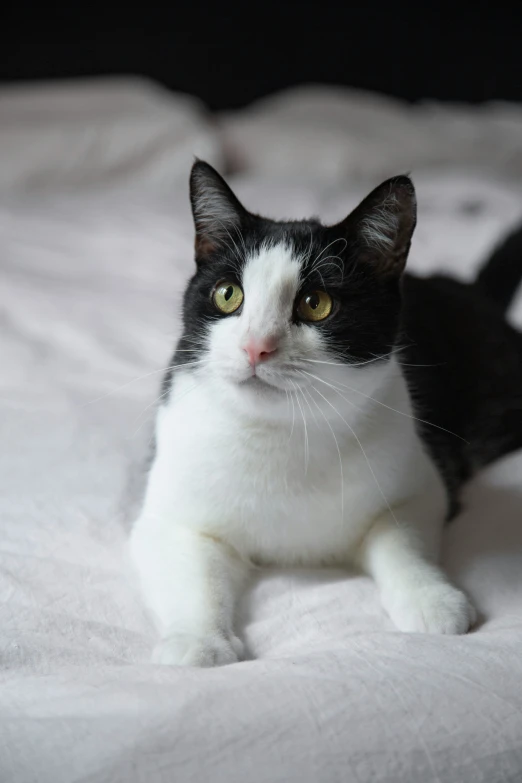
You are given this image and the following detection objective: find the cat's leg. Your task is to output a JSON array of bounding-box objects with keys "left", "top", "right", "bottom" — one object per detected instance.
[
  {"left": 129, "top": 519, "right": 247, "bottom": 666},
  {"left": 357, "top": 500, "right": 476, "bottom": 634}
]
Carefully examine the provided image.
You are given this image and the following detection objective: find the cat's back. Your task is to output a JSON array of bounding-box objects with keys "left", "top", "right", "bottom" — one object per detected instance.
[{"left": 401, "top": 272, "right": 522, "bottom": 503}]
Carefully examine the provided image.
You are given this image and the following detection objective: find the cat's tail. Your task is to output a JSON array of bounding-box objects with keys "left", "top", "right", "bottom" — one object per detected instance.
[{"left": 475, "top": 222, "right": 522, "bottom": 312}]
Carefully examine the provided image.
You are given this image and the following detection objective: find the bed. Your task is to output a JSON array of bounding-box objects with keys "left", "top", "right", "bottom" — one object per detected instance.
[{"left": 1, "top": 77, "right": 522, "bottom": 783}]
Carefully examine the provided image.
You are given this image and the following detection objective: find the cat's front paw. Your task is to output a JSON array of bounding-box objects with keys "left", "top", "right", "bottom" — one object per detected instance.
[
  {"left": 384, "top": 583, "right": 477, "bottom": 634},
  {"left": 152, "top": 631, "right": 244, "bottom": 667}
]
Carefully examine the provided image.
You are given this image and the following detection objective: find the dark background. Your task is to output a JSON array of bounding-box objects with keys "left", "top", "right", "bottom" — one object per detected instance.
[{"left": 3, "top": 3, "right": 522, "bottom": 109}]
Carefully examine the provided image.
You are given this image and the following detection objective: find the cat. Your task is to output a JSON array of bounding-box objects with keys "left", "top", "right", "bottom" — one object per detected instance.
[{"left": 129, "top": 161, "right": 522, "bottom": 667}]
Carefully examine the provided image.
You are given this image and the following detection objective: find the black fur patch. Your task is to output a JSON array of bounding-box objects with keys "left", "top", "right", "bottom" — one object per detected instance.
[{"left": 401, "top": 271, "right": 522, "bottom": 515}]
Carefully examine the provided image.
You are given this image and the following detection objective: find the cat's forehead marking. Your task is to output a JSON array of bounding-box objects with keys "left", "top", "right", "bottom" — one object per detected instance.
[{"left": 242, "top": 242, "right": 302, "bottom": 307}]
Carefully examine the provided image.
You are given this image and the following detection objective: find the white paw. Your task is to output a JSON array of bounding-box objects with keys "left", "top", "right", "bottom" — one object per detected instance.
[
  {"left": 384, "top": 583, "right": 477, "bottom": 634},
  {"left": 152, "top": 631, "right": 244, "bottom": 667}
]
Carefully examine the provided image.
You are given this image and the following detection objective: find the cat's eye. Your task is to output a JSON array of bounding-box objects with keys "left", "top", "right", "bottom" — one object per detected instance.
[
  {"left": 297, "top": 290, "right": 333, "bottom": 322},
  {"left": 213, "top": 281, "right": 244, "bottom": 314}
]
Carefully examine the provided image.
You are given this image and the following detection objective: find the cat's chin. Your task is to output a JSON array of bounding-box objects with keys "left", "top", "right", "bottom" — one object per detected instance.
[{"left": 237, "top": 375, "right": 285, "bottom": 394}]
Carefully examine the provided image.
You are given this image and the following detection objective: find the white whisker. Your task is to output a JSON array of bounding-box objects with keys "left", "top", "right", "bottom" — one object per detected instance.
[
  {"left": 288, "top": 389, "right": 296, "bottom": 444},
  {"left": 290, "top": 379, "right": 309, "bottom": 473},
  {"left": 310, "top": 237, "right": 347, "bottom": 274},
  {"left": 301, "top": 385, "right": 320, "bottom": 429},
  {"left": 234, "top": 223, "right": 248, "bottom": 260},
  {"left": 305, "top": 225, "right": 314, "bottom": 264},
  {"left": 215, "top": 219, "right": 244, "bottom": 268},
  {"left": 132, "top": 389, "right": 170, "bottom": 426},
  {"left": 301, "top": 369, "right": 468, "bottom": 444},
  {"left": 298, "top": 370, "right": 367, "bottom": 418},
  {"left": 84, "top": 360, "right": 207, "bottom": 406},
  {"left": 309, "top": 254, "right": 344, "bottom": 283},
  {"left": 308, "top": 386, "right": 344, "bottom": 521},
  {"left": 301, "top": 352, "right": 397, "bottom": 369},
  {"left": 310, "top": 383, "right": 399, "bottom": 528},
  {"left": 130, "top": 382, "right": 201, "bottom": 440}
]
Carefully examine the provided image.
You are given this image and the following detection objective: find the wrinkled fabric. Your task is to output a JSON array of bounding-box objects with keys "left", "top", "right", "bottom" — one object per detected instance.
[{"left": 1, "top": 79, "right": 522, "bottom": 783}]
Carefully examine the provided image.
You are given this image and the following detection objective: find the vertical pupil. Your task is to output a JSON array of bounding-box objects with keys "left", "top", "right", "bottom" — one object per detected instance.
[
  {"left": 308, "top": 293, "right": 320, "bottom": 310},
  {"left": 224, "top": 286, "right": 233, "bottom": 301}
]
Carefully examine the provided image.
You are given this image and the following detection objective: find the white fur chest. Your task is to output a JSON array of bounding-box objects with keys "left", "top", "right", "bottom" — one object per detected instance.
[{"left": 143, "top": 369, "right": 441, "bottom": 566}]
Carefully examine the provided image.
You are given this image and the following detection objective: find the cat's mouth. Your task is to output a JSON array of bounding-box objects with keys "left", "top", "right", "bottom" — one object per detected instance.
[{"left": 238, "top": 375, "right": 286, "bottom": 394}]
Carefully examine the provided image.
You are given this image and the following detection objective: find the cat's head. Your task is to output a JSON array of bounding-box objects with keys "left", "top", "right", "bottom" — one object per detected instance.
[{"left": 174, "top": 161, "right": 416, "bottom": 415}]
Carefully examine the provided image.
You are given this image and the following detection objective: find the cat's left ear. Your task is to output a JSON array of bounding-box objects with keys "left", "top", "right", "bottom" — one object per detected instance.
[
  {"left": 339, "top": 176, "right": 417, "bottom": 278},
  {"left": 189, "top": 160, "right": 248, "bottom": 259}
]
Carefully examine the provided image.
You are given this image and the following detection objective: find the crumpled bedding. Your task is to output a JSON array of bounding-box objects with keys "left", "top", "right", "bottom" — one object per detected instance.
[{"left": 1, "top": 78, "right": 522, "bottom": 783}]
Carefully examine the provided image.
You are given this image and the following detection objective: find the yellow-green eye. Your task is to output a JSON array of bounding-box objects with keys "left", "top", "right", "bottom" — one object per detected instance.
[
  {"left": 213, "top": 281, "right": 244, "bottom": 314},
  {"left": 297, "top": 290, "right": 333, "bottom": 322}
]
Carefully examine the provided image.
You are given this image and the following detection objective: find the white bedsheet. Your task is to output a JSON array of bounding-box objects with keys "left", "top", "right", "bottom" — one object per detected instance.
[{"left": 1, "top": 79, "right": 522, "bottom": 783}]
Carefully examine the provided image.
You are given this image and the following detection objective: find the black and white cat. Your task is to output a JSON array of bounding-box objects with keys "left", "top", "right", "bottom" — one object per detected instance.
[{"left": 130, "top": 161, "right": 522, "bottom": 666}]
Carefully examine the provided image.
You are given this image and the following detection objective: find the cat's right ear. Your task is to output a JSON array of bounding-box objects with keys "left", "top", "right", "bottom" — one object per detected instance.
[
  {"left": 338, "top": 175, "right": 417, "bottom": 279},
  {"left": 189, "top": 160, "right": 248, "bottom": 259}
]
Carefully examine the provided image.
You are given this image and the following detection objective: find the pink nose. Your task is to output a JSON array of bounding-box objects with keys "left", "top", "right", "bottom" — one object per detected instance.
[{"left": 243, "top": 336, "right": 278, "bottom": 367}]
